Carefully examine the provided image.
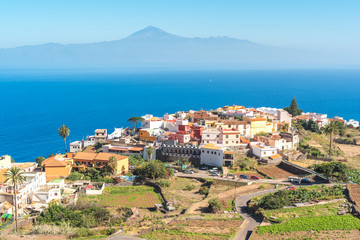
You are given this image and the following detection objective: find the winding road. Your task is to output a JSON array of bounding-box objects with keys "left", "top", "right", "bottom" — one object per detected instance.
[{"left": 233, "top": 188, "right": 278, "bottom": 240}]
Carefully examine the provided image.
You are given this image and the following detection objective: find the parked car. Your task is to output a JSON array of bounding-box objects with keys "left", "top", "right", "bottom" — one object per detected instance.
[
  {"left": 239, "top": 174, "right": 249, "bottom": 179},
  {"left": 301, "top": 178, "right": 311, "bottom": 184},
  {"left": 200, "top": 166, "right": 208, "bottom": 170},
  {"left": 227, "top": 174, "right": 236, "bottom": 178},
  {"left": 288, "top": 176, "right": 301, "bottom": 183},
  {"left": 250, "top": 176, "right": 260, "bottom": 180},
  {"left": 285, "top": 186, "right": 296, "bottom": 191},
  {"left": 129, "top": 166, "right": 136, "bottom": 170},
  {"left": 184, "top": 170, "right": 194, "bottom": 174},
  {"left": 212, "top": 167, "right": 219, "bottom": 170},
  {"left": 210, "top": 172, "right": 220, "bottom": 176}
]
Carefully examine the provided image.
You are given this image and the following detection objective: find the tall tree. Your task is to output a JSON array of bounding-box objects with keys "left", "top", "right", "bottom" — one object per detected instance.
[
  {"left": 324, "top": 121, "right": 339, "bottom": 157},
  {"left": 4, "top": 167, "right": 25, "bottom": 233},
  {"left": 147, "top": 146, "right": 155, "bottom": 161},
  {"left": 284, "top": 96, "right": 303, "bottom": 117},
  {"left": 58, "top": 125, "right": 70, "bottom": 153},
  {"left": 127, "top": 117, "right": 145, "bottom": 131},
  {"left": 35, "top": 156, "right": 45, "bottom": 167}
]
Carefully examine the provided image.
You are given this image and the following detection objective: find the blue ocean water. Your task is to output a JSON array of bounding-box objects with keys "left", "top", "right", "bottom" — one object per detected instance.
[{"left": 0, "top": 69, "right": 359, "bottom": 162}]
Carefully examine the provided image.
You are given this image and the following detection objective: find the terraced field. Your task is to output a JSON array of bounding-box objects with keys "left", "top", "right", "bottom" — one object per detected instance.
[{"left": 257, "top": 165, "right": 298, "bottom": 179}]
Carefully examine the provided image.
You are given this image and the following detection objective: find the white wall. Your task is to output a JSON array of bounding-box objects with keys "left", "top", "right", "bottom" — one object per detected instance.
[{"left": 200, "top": 148, "right": 223, "bottom": 167}]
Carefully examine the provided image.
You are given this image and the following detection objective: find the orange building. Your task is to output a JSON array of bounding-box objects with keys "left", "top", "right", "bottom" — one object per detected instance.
[
  {"left": 73, "top": 152, "right": 128, "bottom": 174},
  {"left": 42, "top": 155, "right": 73, "bottom": 181},
  {"left": 139, "top": 129, "right": 158, "bottom": 142}
]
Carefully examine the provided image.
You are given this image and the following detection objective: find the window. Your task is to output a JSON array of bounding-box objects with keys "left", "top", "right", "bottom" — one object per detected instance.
[
  {"left": 207, "top": 135, "right": 210, "bottom": 137},
  {"left": 236, "top": 135, "right": 239, "bottom": 138},
  {"left": 207, "top": 151, "right": 209, "bottom": 154},
  {"left": 226, "top": 141, "right": 228, "bottom": 144},
  {"left": 225, "top": 135, "right": 229, "bottom": 138},
  {"left": 228, "top": 125, "right": 231, "bottom": 128}
]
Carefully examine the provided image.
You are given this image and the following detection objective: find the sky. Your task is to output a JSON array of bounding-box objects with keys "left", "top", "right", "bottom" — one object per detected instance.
[{"left": 0, "top": 0, "right": 359, "bottom": 53}]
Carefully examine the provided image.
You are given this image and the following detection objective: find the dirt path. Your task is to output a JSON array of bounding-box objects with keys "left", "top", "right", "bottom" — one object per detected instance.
[{"left": 186, "top": 183, "right": 271, "bottom": 214}]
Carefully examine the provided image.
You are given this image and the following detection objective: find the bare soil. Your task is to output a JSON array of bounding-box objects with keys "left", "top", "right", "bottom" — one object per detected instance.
[{"left": 257, "top": 165, "right": 298, "bottom": 179}]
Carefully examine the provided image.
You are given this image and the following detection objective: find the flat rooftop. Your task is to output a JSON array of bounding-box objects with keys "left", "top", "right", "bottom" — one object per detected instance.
[{"left": 48, "top": 179, "right": 63, "bottom": 183}]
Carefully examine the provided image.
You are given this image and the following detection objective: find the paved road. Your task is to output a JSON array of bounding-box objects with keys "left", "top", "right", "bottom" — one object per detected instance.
[{"left": 233, "top": 188, "right": 279, "bottom": 240}]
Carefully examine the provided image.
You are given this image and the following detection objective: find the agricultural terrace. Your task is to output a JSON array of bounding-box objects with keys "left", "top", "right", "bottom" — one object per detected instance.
[
  {"left": 141, "top": 214, "right": 242, "bottom": 240},
  {"left": 256, "top": 215, "right": 360, "bottom": 234},
  {"left": 249, "top": 185, "right": 345, "bottom": 212},
  {"left": 80, "top": 186, "right": 162, "bottom": 209},
  {"left": 262, "top": 199, "right": 348, "bottom": 223},
  {"left": 256, "top": 165, "right": 300, "bottom": 179},
  {"left": 249, "top": 186, "right": 358, "bottom": 240}
]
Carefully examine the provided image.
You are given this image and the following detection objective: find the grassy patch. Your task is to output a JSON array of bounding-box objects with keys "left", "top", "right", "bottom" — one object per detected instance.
[
  {"left": 80, "top": 186, "right": 161, "bottom": 208},
  {"left": 263, "top": 201, "right": 344, "bottom": 223},
  {"left": 257, "top": 215, "right": 360, "bottom": 234}
]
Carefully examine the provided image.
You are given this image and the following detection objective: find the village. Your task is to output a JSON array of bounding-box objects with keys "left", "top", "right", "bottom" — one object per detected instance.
[{"left": 1, "top": 99, "right": 360, "bottom": 240}]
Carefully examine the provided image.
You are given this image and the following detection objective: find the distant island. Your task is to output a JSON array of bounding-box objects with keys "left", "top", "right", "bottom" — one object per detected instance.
[{"left": 0, "top": 26, "right": 354, "bottom": 69}]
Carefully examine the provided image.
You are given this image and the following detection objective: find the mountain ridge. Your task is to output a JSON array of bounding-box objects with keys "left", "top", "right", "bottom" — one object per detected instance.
[{"left": 0, "top": 26, "right": 356, "bottom": 69}]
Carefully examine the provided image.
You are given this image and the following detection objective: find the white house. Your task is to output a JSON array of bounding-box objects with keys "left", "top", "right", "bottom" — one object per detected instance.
[
  {"left": 346, "top": 119, "right": 359, "bottom": 128},
  {"left": 0, "top": 155, "right": 12, "bottom": 169},
  {"left": 108, "top": 128, "right": 123, "bottom": 140},
  {"left": 221, "top": 129, "right": 241, "bottom": 147},
  {"left": 70, "top": 141, "right": 84, "bottom": 153},
  {"left": 252, "top": 143, "right": 278, "bottom": 159},
  {"left": 200, "top": 143, "right": 234, "bottom": 167},
  {"left": 306, "top": 112, "right": 328, "bottom": 127},
  {"left": 201, "top": 130, "right": 221, "bottom": 144},
  {"left": 200, "top": 143, "right": 224, "bottom": 167},
  {"left": 141, "top": 117, "right": 164, "bottom": 129},
  {"left": 32, "top": 187, "right": 62, "bottom": 203}
]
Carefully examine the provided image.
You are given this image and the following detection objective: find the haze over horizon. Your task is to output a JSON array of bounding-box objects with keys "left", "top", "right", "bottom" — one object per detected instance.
[{"left": 0, "top": 1, "right": 359, "bottom": 69}]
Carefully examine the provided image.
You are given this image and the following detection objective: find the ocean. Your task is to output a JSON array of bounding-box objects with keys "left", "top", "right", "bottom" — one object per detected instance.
[{"left": 0, "top": 69, "right": 359, "bottom": 162}]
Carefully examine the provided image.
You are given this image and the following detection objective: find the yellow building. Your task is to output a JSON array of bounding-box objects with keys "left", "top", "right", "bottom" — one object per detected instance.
[
  {"left": 250, "top": 118, "right": 277, "bottom": 137},
  {"left": 73, "top": 152, "right": 129, "bottom": 174},
  {"left": 250, "top": 118, "right": 267, "bottom": 137}
]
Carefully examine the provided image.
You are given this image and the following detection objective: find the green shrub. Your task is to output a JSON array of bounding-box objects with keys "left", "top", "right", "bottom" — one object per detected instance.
[
  {"left": 199, "top": 186, "right": 210, "bottom": 195},
  {"left": 155, "top": 179, "right": 171, "bottom": 187},
  {"left": 75, "top": 228, "right": 94, "bottom": 237},
  {"left": 67, "top": 171, "right": 83, "bottom": 181},
  {"left": 208, "top": 197, "right": 223, "bottom": 213},
  {"left": 184, "top": 184, "right": 196, "bottom": 191}
]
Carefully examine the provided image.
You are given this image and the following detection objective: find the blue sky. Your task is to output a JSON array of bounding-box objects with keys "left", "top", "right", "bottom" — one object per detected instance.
[{"left": 0, "top": 0, "right": 359, "bottom": 52}]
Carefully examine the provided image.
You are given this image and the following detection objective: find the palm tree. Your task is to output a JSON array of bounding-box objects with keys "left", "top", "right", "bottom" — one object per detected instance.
[
  {"left": 147, "top": 146, "right": 155, "bottom": 162},
  {"left": 324, "top": 121, "right": 339, "bottom": 157},
  {"left": 4, "top": 167, "right": 25, "bottom": 233},
  {"left": 108, "top": 156, "right": 118, "bottom": 174},
  {"left": 58, "top": 125, "right": 70, "bottom": 153}
]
